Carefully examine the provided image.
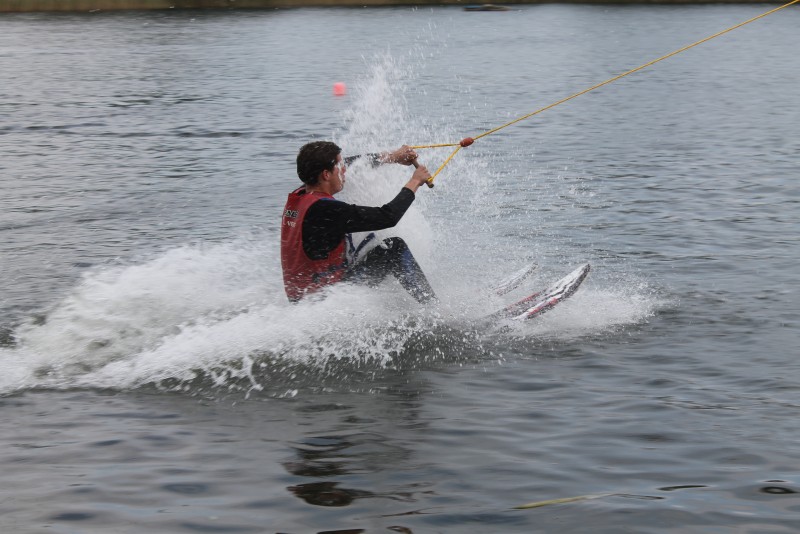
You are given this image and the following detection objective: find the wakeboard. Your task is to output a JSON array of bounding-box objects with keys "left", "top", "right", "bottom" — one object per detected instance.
[
  {"left": 492, "top": 262, "right": 537, "bottom": 296},
  {"left": 487, "top": 263, "right": 590, "bottom": 322}
]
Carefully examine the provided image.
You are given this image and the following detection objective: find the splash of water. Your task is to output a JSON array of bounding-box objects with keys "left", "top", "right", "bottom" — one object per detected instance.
[{"left": 0, "top": 54, "right": 659, "bottom": 397}]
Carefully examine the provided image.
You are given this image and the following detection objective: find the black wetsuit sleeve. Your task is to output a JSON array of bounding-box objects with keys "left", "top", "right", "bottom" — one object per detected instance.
[
  {"left": 302, "top": 188, "right": 416, "bottom": 260},
  {"left": 343, "top": 153, "right": 382, "bottom": 167}
]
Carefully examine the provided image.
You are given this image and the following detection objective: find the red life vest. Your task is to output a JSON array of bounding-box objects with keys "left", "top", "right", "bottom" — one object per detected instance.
[{"left": 280, "top": 187, "right": 347, "bottom": 302}]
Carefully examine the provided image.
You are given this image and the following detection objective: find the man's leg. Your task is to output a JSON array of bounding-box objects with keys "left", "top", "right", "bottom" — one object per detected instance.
[{"left": 344, "top": 237, "right": 437, "bottom": 304}]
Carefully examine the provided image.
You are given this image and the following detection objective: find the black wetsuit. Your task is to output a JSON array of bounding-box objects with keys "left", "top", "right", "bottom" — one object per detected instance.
[
  {"left": 300, "top": 157, "right": 436, "bottom": 303},
  {"left": 301, "top": 187, "right": 414, "bottom": 260}
]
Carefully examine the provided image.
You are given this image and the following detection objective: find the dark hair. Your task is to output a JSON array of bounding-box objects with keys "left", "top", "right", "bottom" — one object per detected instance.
[{"left": 296, "top": 141, "right": 341, "bottom": 185}]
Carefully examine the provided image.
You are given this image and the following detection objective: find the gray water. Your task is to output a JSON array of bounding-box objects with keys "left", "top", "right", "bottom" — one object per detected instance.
[{"left": 1, "top": 5, "right": 799, "bottom": 533}]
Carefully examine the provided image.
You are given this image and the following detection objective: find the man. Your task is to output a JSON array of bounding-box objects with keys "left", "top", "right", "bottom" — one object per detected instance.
[{"left": 281, "top": 141, "right": 437, "bottom": 304}]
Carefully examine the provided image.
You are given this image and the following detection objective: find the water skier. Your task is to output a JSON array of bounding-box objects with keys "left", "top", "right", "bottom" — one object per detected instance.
[{"left": 281, "top": 141, "right": 437, "bottom": 304}]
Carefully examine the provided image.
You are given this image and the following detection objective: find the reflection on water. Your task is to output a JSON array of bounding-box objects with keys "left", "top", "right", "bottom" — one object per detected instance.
[
  {"left": 285, "top": 432, "right": 412, "bottom": 478},
  {"left": 760, "top": 485, "right": 798, "bottom": 495},
  {"left": 288, "top": 482, "right": 374, "bottom": 507}
]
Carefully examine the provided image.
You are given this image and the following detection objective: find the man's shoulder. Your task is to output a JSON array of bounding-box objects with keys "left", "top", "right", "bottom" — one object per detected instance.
[
  {"left": 309, "top": 196, "right": 348, "bottom": 208},
  {"left": 305, "top": 196, "right": 352, "bottom": 223}
]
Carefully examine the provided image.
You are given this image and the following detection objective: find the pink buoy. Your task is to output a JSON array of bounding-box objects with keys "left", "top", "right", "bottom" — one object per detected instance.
[{"left": 333, "top": 82, "right": 347, "bottom": 96}]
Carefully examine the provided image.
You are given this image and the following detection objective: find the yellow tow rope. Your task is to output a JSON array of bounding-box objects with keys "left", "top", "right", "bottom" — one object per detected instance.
[{"left": 412, "top": 0, "right": 800, "bottom": 185}]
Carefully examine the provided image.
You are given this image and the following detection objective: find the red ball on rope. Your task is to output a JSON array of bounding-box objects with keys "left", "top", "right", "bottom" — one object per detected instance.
[{"left": 459, "top": 137, "right": 474, "bottom": 147}]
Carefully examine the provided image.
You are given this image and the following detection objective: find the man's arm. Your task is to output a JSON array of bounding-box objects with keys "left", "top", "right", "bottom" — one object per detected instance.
[
  {"left": 301, "top": 163, "right": 432, "bottom": 259},
  {"left": 343, "top": 145, "right": 418, "bottom": 167},
  {"left": 307, "top": 188, "right": 416, "bottom": 237},
  {"left": 310, "top": 164, "right": 430, "bottom": 234},
  {"left": 343, "top": 153, "right": 382, "bottom": 167}
]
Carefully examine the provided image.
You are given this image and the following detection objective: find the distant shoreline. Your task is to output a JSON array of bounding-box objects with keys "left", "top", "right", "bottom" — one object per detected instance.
[{"left": 0, "top": 0, "right": 783, "bottom": 13}]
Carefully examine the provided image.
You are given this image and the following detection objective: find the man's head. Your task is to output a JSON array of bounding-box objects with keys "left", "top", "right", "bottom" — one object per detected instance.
[{"left": 296, "top": 141, "right": 342, "bottom": 186}]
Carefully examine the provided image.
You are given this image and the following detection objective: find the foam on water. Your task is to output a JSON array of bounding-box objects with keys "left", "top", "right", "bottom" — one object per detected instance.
[
  {"left": 0, "top": 54, "right": 658, "bottom": 397},
  {"left": 0, "top": 235, "right": 448, "bottom": 394}
]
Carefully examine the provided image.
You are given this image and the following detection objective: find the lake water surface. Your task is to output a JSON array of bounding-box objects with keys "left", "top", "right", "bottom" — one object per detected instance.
[{"left": 1, "top": 4, "right": 799, "bottom": 532}]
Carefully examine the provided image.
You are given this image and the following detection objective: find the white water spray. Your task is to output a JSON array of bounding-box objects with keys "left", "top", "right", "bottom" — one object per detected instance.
[{"left": 0, "top": 54, "right": 658, "bottom": 397}]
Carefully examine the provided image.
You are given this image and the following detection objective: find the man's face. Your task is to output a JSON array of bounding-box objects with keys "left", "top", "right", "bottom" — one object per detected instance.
[{"left": 331, "top": 154, "right": 346, "bottom": 193}]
